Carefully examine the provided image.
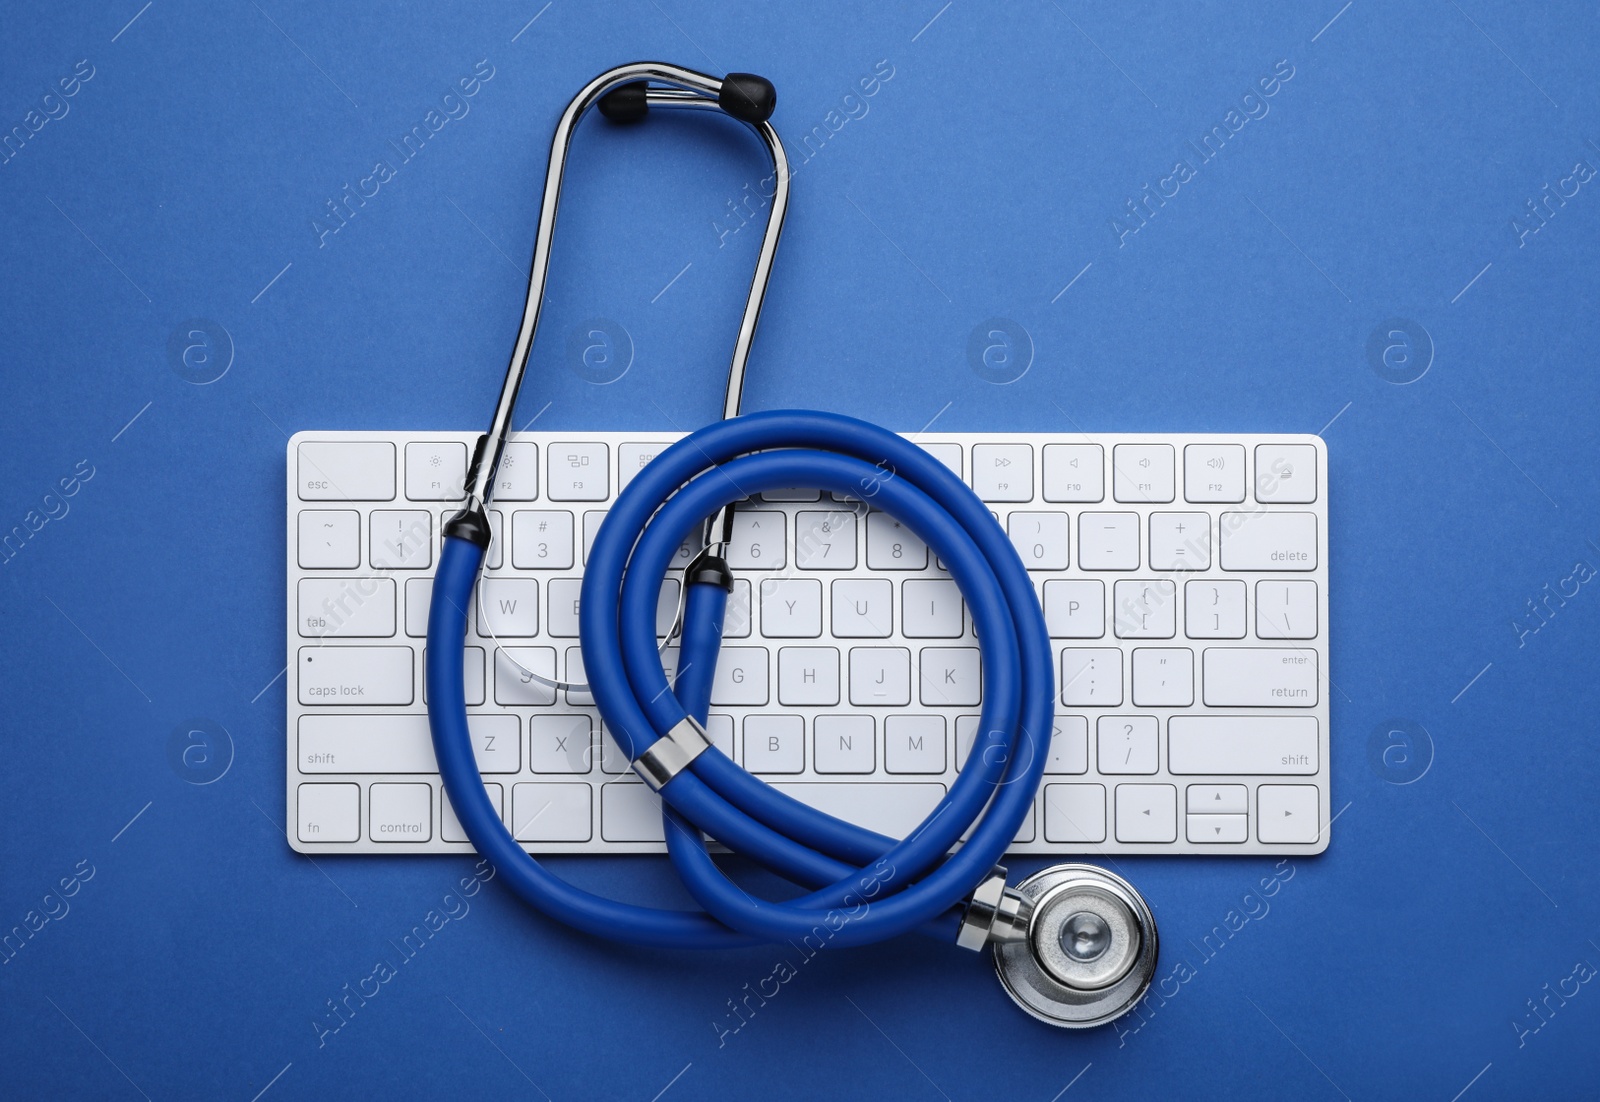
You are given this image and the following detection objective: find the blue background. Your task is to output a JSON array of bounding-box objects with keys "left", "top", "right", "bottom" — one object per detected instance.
[{"left": 2, "top": 2, "right": 1597, "bottom": 1098}]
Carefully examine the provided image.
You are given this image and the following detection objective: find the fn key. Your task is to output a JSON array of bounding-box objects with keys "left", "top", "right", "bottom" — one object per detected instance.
[{"left": 298, "top": 783, "right": 359, "bottom": 842}]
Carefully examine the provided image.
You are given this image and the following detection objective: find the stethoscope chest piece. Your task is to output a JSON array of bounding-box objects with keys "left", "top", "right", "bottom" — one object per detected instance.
[{"left": 993, "top": 864, "right": 1158, "bottom": 1029}]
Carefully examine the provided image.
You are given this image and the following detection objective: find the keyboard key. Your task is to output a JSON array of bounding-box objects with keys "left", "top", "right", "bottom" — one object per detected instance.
[
  {"left": 1046, "top": 716, "right": 1090, "bottom": 774},
  {"left": 529, "top": 714, "right": 595, "bottom": 773},
  {"left": 954, "top": 715, "right": 983, "bottom": 771},
  {"left": 493, "top": 646, "right": 557, "bottom": 706},
  {"left": 512, "top": 782, "right": 592, "bottom": 842},
  {"left": 617, "top": 442, "right": 665, "bottom": 492},
  {"left": 562, "top": 648, "right": 592, "bottom": 706},
  {"left": 760, "top": 578, "right": 822, "bottom": 637},
  {"left": 814, "top": 715, "right": 875, "bottom": 773},
  {"left": 298, "top": 510, "right": 360, "bottom": 569},
  {"left": 832, "top": 579, "right": 893, "bottom": 637},
  {"left": 971, "top": 443, "right": 1033, "bottom": 502},
  {"left": 300, "top": 710, "right": 438, "bottom": 770},
  {"left": 1184, "top": 444, "right": 1245, "bottom": 503},
  {"left": 404, "top": 578, "right": 432, "bottom": 637},
  {"left": 484, "top": 509, "right": 505, "bottom": 570},
  {"left": 903, "top": 579, "right": 964, "bottom": 638},
  {"left": 442, "top": 782, "right": 502, "bottom": 843},
  {"left": 866, "top": 513, "right": 928, "bottom": 569},
  {"left": 1060, "top": 649, "right": 1122, "bottom": 706},
  {"left": 958, "top": 715, "right": 1063, "bottom": 774},
  {"left": 1184, "top": 580, "right": 1246, "bottom": 639},
  {"left": 405, "top": 441, "right": 467, "bottom": 501},
  {"left": 1112, "top": 444, "right": 1174, "bottom": 503},
  {"left": 771, "top": 782, "right": 946, "bottom": 837},
  {"left": 369, "top": 783, "right": 432, "bottom": 842},
  {"left": 297, "top": 441, "right": 395, "bottom": 501},
  {"left": 1187, "top": 784, "right": 1248, "bottom": 813},
  {"left": 778, "top": 647, "right": 840, "bottom": 706},
  {"left": 546, "top": 578, "right": 582, "bottom": 637},
  {"left": 492, "top": 441, "right": 538, "bottom": 500},
  {"left": 989, "top": 797, "right": 1040, "bottom": 845},
  {"left": 744, "top": 715, "right": 804, "bottom": 773},
  {"left": 886, "top": 715, "right": 946, "bottom": 774},
  {"left": 582, "top": 511, "right": 606, "bottom": 564},
  {"left": 1188, "top": 814, "right": 1247, "bottom": 843},
  {"left": 1042, "top": 579, "right": 1105, "bottom": 638},
  {"left": 727, "top": 511, "right": 787, "bottom": 569},
  {"left": 1043, "top": 783, "right": 1105, "bottom": 843},
  {"left": 849, "top": 647, "right": 911, "bottom": 706},
  {"left": 1256, "top": 580, "right": 1318, "bottom": 639},
  {"left": 1202, "top": 649, "right": 1318, "bottom": 707},
  {"left": 298, "top": 646, "right": 413, "bottom": 705},
  {"left": 300, "top": 714, "right": 520, "bottom": 774},
  {"left": 511, "top": 510, "right": 575, "bottom": 569},
  {"left": 298, "top": 578, "right": 396, "bottom": 638},
  {"left": 1148, "top": 512, "right": 1210, "bottom": 571},
  {"left": 1042, "top": 444, "right": 1104, "bottom": 502},
  {"left": 547, "top": 442, "right": 608, "bottom": 501},
  {"left": 1113, "top": 580, "right": 1177, "bottom": 639},
  {"left": 1078, "top": 513, "right": 1139, "bottom": 570},
  {"left": 464, "top": 713, "right": 518, "bottom": 772},
  {"left": 762, "top": 486, "right": 822, "bottom": 502},
  {"left": 1132, "top": 648, "right": 1193, "bottom": 707},
  {"left": 1257, "top": 784, "right": 1321, "bottom": 843},
  {"left": 419, "top": 646, "right": 484, "bottom": 706},
  {"left": 1097, "top": 716, "right": 1158, "bottom": 775},
  {"left": 369, "top": 510, "right": 433, "bottom": 570},
  {"left": 477, "top": 579, "right": 538, "bottom": 637},
  {"left": 704, "top": 714, "right": 736, "bottom": 761},
  {"left": 1006, "top": 511, "right": 1069, "bottom": 569},
  {"left": 918, "top": 442, "right": 963, "bottom": 480},
  {"left": 711, "top": 647, "right": 770, "bottom": 706},
  {"left": 297, "top": 783, "right": 360, "bottom": 842},
  {"left": 1115, "top": 783, "right": 1177, "bottom": 842},
  {"left": 795, "top": 510, "right": 857, "bottom": 569},
  {"left": 598, "top": 726, "right": 632, "bottom": 775},
  {"left": 918, "top": 647, "right": 981, "bottom": 707},
  {"left": 1220, "top": 511, "right": 1316, "bottom": 571},
  {"left": 1255, "top": 444, "right": 1317, "bottom": 504},
  {"left": 1168, "top": 717, "right": 1318, "bottom": 774},
  {"left": 601, "top": 782, "right": 665, "bottom": 842},
  {"left": 724, "top": 579, "right": 753, "bottom": 639}
]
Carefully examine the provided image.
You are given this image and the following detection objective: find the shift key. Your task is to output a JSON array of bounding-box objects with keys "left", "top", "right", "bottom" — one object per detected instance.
[
  {"left": 1169, "top": 717, "right": 1318, "bottom": 774},
  {"left": 298, "top": 646, "right": 414, "bottom": 705}
]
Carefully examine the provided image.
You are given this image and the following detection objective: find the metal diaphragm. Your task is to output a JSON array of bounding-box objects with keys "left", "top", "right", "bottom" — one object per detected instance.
[{"left": 993, "top": 864, "right": 1158, "bottom": 1028}]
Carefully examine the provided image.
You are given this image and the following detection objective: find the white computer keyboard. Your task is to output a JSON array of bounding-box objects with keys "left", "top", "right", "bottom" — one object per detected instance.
[{"left": 285, "top": 430, "right": 1329, "bottom": 856}]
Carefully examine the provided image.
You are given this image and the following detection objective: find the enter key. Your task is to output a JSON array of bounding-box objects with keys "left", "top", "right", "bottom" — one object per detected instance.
[{"left": 1203, "top": 648, "right": 1318, "bottom": 707}]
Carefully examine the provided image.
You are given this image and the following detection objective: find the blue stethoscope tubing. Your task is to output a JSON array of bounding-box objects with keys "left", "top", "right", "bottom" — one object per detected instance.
[{"left": 426, "top": 408, "right": 1055, "bottom": 950}]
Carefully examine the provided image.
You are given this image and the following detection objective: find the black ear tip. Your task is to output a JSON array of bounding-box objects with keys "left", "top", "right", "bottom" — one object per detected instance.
[
  {"left": 598, "top": 82, "right": 649, "bottom": 123},
  {"left": 719, "top": 73, "right": 777, "bottom": 123}
]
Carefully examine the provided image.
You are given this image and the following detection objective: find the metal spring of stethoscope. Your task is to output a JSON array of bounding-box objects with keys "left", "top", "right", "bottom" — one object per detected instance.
[{"left": 424, "top": 61, "right": 1158, "bottom": 1028}]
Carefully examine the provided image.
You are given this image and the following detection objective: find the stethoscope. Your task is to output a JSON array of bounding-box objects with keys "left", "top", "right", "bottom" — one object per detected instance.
[{"left": 426, "top": 61, "right": 1159, "bottom": 1028}]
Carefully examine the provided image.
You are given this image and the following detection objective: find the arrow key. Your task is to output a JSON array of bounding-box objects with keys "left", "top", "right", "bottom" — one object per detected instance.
[
  {"left": 1186, "top": 783, "right": 1247, "bottom": 814},
  {"left": 1114, "top": 783, "right": 1176, "bottom": 843},
  {"left": 1257, "top": 784, "right": 1321, "bottom": 844},
  {"left": 1186, "top": 813, "right": 1247, "bottom": 843}
]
